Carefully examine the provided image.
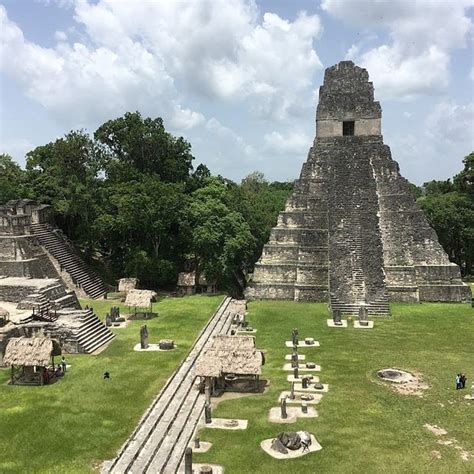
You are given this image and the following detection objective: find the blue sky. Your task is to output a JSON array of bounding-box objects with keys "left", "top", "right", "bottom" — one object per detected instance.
[{"left": 1, "top": 0, "right": 473, "bottom": 184}]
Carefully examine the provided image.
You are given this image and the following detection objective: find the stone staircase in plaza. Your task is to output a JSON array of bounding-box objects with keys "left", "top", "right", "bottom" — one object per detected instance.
[
  {"left": 31, "top": 223, "right": 108, "bottom": 299},
  {"left": 72, "top": 308, "right": 116, "bottom": 353}
]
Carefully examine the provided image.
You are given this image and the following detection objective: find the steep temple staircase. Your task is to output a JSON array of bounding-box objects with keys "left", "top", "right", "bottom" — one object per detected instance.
[{"left": 31, "top": 223, "right": 108, "bottom": 299}]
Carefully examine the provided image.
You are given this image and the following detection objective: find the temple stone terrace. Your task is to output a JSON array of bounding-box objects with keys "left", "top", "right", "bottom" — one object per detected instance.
[{"left": 246, "top": 61, "right": 471, "bottom": 314}]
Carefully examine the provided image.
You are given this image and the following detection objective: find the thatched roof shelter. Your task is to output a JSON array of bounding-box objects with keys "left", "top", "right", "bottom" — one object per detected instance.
[
  {"left": 195, "top": 335, "right": 264, "bottom": 378},
  {"left": 3, "top": 337, "right": 61, "bottom": 367},
  {"left": 124, "top": 289, "right": 157, "bottom": 308},
  {"left": 177, "top": 271, "right": 196, "bottom": 287}
]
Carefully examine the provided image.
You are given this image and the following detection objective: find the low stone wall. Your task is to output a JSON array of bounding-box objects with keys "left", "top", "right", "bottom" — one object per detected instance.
[
  {"left": 246, "top": 283, "right": 295, "bottom": 300},
  {"left": 387, "top": 286, "right": 419, "bottom": 303},
  {"left": 0, "top": 285, "right": 35, "bottom": 302},
  {"left": 419, "top": 285, "right": 471, "bottom": 303}
]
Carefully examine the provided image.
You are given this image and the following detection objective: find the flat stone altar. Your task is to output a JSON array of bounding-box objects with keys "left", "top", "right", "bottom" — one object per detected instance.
[
  {"left": 261, "top": 435, "right": 322, "bottom": 459},
  {"left": 133, "top": 343, "right": 177, "bottom": 352},
  {"left": 327, "top": 319, "right": 348, "bottom": 328},
  {"left": 268, "top": 406, "right": 318, "bottom": 424},
  {"left": 285, "top": 354, "right": 306, "bottom": 361},
  {"left": 354, "top": 320, "right": 374, "bottom": 329},
  {"left": 279, "top": 391, "right": 323, "bottom": 405},
  {"left": 287, "top": 374, "right": 319, "bottom": 383},
  {"left": 204, "top": 418, "right": 248, "bottom": 430},
  {"left": 283, "top": 363, "right": 321, "bottom": 371},
  {"left": 292, "top": 382, "right": 329, "bottom": 393},
  {"left": 285, "top": 340, "right": 320, "bottom": 348}
]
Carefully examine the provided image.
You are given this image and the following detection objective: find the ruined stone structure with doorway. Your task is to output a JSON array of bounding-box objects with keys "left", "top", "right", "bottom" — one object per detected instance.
[{"left": 246, "top": 61, "right": 471, "bottom": 314}]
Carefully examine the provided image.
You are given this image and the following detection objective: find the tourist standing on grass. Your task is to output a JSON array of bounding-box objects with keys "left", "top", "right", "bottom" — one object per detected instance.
[
  {"left": 61, "top": 356, "right": 67, "bottom": 373},
  {"left": 460, "top": 373, "right": 467, "bottom": 389},
  {"left": 456, "top": 374, "right": 461, "bottom": 389}
]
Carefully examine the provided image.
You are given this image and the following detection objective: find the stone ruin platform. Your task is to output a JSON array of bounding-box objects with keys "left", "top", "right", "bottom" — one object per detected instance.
[
  {"left": 327, "top": 319, "right": 348, "bottom": 328},
  {"left": 283, "top": 363, "right": 320, "bottom": 371},
  {"left": 187, "top": 441, "right": 212, "bottom": 453},
  {"left": 268, "top": 406, "right": 318, "bottom": 424},
  {"left": 279, "top": 391, "right": 323, "bottom": 405},
  {"left": 285, "top": 354, "right": 305, "bottom": 360},
  {"left": 285, "top": 340, "right": 320, "bottom": 348},
  {"left": 287, "top": 374, "right": 319, "bottom": 383},
  {"left": 260, "top": 435, "right": 322, "bottom": 459},
  {"left": 133, "top": 343, "right": 177, "bottom": 352},
  {"left": 203, "top": 418, "right": 248, "bottom": 430},
  {"left": 292, "top": 382, "right": 329, "bottom": 393},
  {"left": 354, "top": 320, "right": 374, "bottom": 329},
  {"left": 0, "top": 300, "right": 32, "bottom": 324}
]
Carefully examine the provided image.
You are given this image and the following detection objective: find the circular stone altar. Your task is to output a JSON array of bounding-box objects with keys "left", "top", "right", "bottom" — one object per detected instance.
[{"left": 377, "top": 368, "right": 414, "bottom": 383}]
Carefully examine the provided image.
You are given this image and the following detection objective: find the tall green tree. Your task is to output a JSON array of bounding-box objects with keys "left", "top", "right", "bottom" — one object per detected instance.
[
  {"left": 0, "top": 154, "right": 31, "bottom": 203},
  {"left": 95, "top": 111, "right": 194, "bottom": 183},
  {"left": 25, "top": 131, "right": 103, "bottom": 252},
  {"left": 184, "top": 178, "right": 256, "bottom": 295},
  {"left": 417, "top": 152, "right": 474, "bottom": 276}
]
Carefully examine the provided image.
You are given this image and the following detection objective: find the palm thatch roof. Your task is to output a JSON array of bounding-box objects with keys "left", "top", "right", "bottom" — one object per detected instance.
[
  {"left": 124, "top": 289, "right": 157, "bottom": 308},
  {"left": 3, "top": 337, "right": 61, "bottom": 367},
  {"left": 195, "top": 335, "right": 264, "bottom": 378}
]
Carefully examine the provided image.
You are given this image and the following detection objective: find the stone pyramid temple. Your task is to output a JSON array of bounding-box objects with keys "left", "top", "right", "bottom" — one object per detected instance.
[{"left": 246, "top": 61, "right": 471, "bottom": 314}]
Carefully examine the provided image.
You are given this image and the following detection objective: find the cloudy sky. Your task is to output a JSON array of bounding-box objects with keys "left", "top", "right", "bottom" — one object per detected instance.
[{"left": 1, "top": 0, "right": 473, "bottom": 184}]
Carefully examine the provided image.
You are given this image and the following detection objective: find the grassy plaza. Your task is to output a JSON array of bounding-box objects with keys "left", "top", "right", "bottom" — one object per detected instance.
[
  {"left": 195, "top": 301, "right": 473, "bottom": 473},
  {"left": 0, "top": 295, "right": 223, "bottom": 473},
  {"left": 0, "top": 297, "right": 472, "bottom": 473}
]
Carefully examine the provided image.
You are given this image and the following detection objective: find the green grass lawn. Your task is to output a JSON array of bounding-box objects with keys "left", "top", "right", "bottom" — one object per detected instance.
[
  {"left": 195, "top": 301, "right": 474, "bottom": 474},
  {"left": 0, "top": 294, "right": 223, "bottom": 473}
]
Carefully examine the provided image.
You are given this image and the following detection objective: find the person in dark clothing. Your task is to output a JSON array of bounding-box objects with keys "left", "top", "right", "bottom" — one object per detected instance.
[
  {"left": 103, "top": 371, "right": 110, "bottom": 380},
  {"left": 460, "top": 373, "right": 467, "bottom": 389}
]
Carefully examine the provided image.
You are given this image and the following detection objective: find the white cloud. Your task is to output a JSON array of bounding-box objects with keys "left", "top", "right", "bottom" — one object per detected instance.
[
  {"left": 387, "top": 100, "right": 474, "bottom": 183},
  {"left": 322, "top": 0, "right": 473, "bottom": 100},
  {"left": 169, "top": 105, "right": 205, "bottom": 131},
  {"left": 470, "top": 67, "right": 474, "bottom": 81},
  {"left": 0, "top": 1, "right": 323, "bottom": 131},
  {"left": 263, "top": 130, "right": 312, "bottom": 155},
  {"left": 54, "top": 30, "right": 67, "bottom": 42},
  {"left": 205, "top": 118, "right": 255, "bottom": 157},
  {"left": 426, "top": 101, "right": 474, "bottom": 145}
]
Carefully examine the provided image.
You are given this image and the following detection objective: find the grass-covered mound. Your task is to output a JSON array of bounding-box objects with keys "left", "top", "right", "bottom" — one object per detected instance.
[
  {"left": 0, "top": 294, "right": 223, "bottom": 473},
  {"left": 196, "top": 301, "right": 473, "bottom": 473}
]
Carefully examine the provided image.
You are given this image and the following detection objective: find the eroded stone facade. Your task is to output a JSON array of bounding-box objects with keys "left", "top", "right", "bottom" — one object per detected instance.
[{"left": 246, "top": 61, "right": 471, "bottom": 313}]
